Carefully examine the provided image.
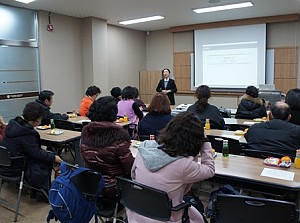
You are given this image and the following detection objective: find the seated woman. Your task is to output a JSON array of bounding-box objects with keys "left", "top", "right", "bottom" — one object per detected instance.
[
  {"left": 110, "top": 86, "right": 122, "bottom": 102},
  {"left": 133, "top": 87, "right": 147, "bottom": 111},
  {"left": 285, "top": 88, "right": 300, "bottom": 125},
  {"left": 117, "top": 86, "right": 144, "bottom": 136},
  {"left": 128, "top": 111, "right": 215, "bottom": 223},
  {"left": 138, "top": 93, "right": 173, "bottom": 138},
  {"left": 187, "top": 85, "right": 225, "bottom": 129},
  {"left": 0, "top": 115, "right": 7, "bottom": 144},
  {"left": 80, "top": 96, "right": 134, "bottom": 208},
  {"left": 0, "top": 102, "right": 62, "bottom": 198},
  {"left": 236, "top": 85, "right": 267, "bottom": 119},
  {"left": 79, "top": 85, "right": 101, "bottom": 116}
]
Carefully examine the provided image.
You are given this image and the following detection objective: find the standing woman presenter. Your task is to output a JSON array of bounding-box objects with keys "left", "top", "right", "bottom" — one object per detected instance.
[{"left": 156, "top": 68, "right": 177, "bottom": 105}]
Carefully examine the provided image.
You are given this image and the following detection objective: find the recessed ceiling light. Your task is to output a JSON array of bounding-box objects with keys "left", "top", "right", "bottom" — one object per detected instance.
[
  {"left": 193, "top": 1, "right": 253, "bottom": 14},
  {"left": 119, "top": 16, "right": 164, "bottom": 25},
  {"left": 15, "top": 0, "right": 36, "bottom": 4}
]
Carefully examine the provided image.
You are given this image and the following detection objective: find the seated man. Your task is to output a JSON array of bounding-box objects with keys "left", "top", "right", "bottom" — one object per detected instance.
[
  {"left": 36, "top": 90, "right": 69, "bottom": 125},
  {"left": 245, "top": 102, "right": 300, "bottom": 158}
]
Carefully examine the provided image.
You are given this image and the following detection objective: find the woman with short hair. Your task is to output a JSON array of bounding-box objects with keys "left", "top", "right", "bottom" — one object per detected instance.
[
  {"left": 0, "top": 102, "right": 62, "bottom": 199},
  {"left": 285, "top": 88, "right": 300, "bottom": 125},
  {"left": 236, "top": 85, "right": 267, "bottom": 119},
  {"left": 79, "top": 85, "right": 101, "bottom": 116},
  {"left": 80, "top": 96, "right": 134, "bottom": 208},
  {"left": 138, "top": 93, "right": 173, "bottom": 137}
]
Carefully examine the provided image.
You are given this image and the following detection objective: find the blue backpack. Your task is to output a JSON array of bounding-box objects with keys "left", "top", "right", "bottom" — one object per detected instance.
[{"left": 47, "top": 162, "right": 105, "bottom": 223}]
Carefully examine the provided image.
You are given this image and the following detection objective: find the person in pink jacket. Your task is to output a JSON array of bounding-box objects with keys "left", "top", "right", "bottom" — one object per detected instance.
[{"left": 128, "top": 111, "right": 215, "bottom": 223}]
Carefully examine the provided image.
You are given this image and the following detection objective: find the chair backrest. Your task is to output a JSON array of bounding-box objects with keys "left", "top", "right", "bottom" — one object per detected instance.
[
  {"left": 0, "top": 146, "right": 12, "bottom": 166},
  {"left": 116, "top": 176, "right": 172, "bottom": 221},
  {"left": 207, "top": 136, "right": 241, "bottom": 155},
  {"left": 54, "top": 119, "right": 81, "bottom": 132},
  {"left": 215, "top": 194, "right": 297, "bottom": 223}
]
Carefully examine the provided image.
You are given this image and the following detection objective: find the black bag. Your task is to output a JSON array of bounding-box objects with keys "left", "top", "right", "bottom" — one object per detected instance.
[
  {"left": 205, "top": 184, "right": 240, "bottom": 219},
  {"left": 183, "top": 195, "right": 209, "bottom": 223},
  {"left": 219, "top": 107, "right": 231, "bottom": 118}
]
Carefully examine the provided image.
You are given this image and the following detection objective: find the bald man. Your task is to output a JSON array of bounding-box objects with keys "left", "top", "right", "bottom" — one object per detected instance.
[{"left": 245, "top": 102, "right": 300, "bottom": 159}]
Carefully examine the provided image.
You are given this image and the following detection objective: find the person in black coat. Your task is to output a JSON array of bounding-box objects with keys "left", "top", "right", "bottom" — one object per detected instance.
[
  {"left": 236, "top": 86, "right": 267, "bottom": 119},
  {"left": 35, "top": 90, "right": 69, "bottom": 125},
  {"left": 0, "top": 102, "right": 62, "bottom": 192},
  {"left": 156, "top": 68, "right": 177, "bottom": 105},
  {"left": 245, "top": 102, "right": 300, "bottom": 159},
  {"left": 285, "top": 88, "right": 300, "bottom": 126},
  {"left": 187, "top": 85, "right": 225, "bottom": 130}
]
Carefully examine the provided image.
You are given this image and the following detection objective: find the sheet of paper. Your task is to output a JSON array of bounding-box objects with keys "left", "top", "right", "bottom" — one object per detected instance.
[
  {"left": 77, "top": 119, "right": 91, "bottom": 124},
  {"left": 260, "top": 168, "right": 295, "bottom": 181}
]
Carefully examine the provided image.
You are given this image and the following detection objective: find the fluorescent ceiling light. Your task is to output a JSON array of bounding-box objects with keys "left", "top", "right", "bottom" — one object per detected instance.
[
  {"left": 119, "top": 15, "right": 164, "bottom": 25},
  {"left": 15, "top": 0, "right": 36, "bottom": 4},
  {"left": 193, "top": 1, "right": 253, "bottom": 14}
]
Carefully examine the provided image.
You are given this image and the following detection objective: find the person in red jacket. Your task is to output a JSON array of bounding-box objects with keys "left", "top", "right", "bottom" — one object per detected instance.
[{"left": 80, "top": 96, "right": 134, "bottom": 210}]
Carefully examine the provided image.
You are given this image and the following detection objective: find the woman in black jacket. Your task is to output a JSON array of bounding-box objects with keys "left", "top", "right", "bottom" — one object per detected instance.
[
  {"left": 0, "top": 102, "right": 62, "bottom": 193},
  {"left": 236, "top": 86, "right": 267, "bottom": 119}
]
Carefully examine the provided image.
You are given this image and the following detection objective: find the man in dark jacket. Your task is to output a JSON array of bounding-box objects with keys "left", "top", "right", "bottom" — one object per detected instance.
[
  {"left": 245, "top": 102, "right": 300, "bottom": 158},
  {"left": 36, "top": 90, "right": 68, "bottom": 125}
]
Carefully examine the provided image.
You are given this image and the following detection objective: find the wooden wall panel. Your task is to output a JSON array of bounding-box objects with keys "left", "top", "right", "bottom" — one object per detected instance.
[
  {"left": 274, "top": 78, "right": 297, "bottom": 94},
  {"left": 174, "top": 52, "right": 192, "bottom": 92},
  {"left": 274, "top": 48, "right": 297, "bottom": 63},
  {"left": 274, "top": 64, "right": 297, "bottom": 78},
  {"left": 139, "top": 70, "right": 162, "bottom": 104}
]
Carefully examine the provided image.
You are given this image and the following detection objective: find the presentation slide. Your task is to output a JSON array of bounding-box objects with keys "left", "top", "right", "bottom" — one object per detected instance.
[{"left": 194, "top": 24, "right": 266, "bottom": 90}]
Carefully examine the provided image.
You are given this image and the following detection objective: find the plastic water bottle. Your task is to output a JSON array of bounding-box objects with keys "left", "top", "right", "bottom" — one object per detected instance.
[
  {"left": 294, "top": 149, "right": 300, "bottom": 169},
  {"left": 205, "top": 118, "right": 210, "bottom": 130}
]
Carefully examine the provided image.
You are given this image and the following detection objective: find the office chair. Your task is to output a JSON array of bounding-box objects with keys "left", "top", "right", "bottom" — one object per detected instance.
[
  {"left": 116, "top": 176, "right": 191, "bottom": 223},
  {"left": 0, "top": 146, "right": 48, "bottom": 222},
  {"left": 215, "top": 194, "right": 298, "bottom": 223},
  {"left": 207, "top": 136, "right": 241, "bottom": 155}
]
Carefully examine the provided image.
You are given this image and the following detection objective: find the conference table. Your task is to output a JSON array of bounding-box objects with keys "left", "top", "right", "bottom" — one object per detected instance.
[
  {"left": 224, "top": 117, "right": 260, "bottom": 126},
  {"left": 68, "top": 116, "right": 132, "bottom": 127},
  {"left": 205, "top": 129, "right": 247, "bottom": 144},
  {"left": 37, "top": 128, "right": 83, "bottom": 166},
  {"left": 130, "top": 142, "right": 300, "bottom": 220}
]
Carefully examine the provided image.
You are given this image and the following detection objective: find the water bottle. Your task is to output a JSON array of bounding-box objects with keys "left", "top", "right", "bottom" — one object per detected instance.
[
  {"left": 50, "top": 119, "right": 55, "bottom": 134},
  {"left": 222, "top": 139, "right": 229, "bottom": 157}
]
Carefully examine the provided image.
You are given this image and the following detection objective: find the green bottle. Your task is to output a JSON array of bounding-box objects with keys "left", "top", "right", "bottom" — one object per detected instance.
[{"left": 222, "top": 139, "right": 229, "bottom": 157}]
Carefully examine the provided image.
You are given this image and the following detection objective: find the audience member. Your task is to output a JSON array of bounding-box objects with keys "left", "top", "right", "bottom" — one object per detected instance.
[
  {"left": 236, "top": 85, "right": 267, "bottom": 119},
  {"left": 245, "top": 102, "right": 300, "bottom": 158},
  {"left": 110, "top": 86, "right": 122, "bottom": 102},
  {"left": 285, "top": 88, "right": 300, "bottom": 126},
  {"left": 117, "top": 86, "right": 144, "bottom": 136},
  {"left": 187, "top": 85, "right": 225, "bottom": 129},
  {"left": 80, "top": 96, "right": 134, "bottom": 208},
  {"left": 156, "top": 68, "right": 177, "bottom": 105},
  {"left": 128, "top": 111, "right": 215, "bottom": 223},
  {"left": 79, "top": 85, "right": 101, "bottom": 116},
  {"left": 133, "top": 86, "right": 147, "bottom": 111},
  {"left": 0, "top": 102, "right": 62, "bottom": 200},
  {"left": 138, "top": 93, "right": 173, "bottom": 137},
  {"left": 0, "top": 115, "right": 7, "bottom": 144},
  {"left": 36, "top": 90, "right": 68, "bottom": 125}
]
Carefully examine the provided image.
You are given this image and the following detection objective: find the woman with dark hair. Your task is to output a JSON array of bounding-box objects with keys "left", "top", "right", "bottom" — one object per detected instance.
[
  {"left": 236, "top": 85, "right": 267, "bottom": 119},
  {"left": 156, "top": 68, "right": 178, "bottom": 105},
  {"left": 0, "top": 102, "right": 62, "bottom": 199},
  {"left": 187, "top": 85, "right": 225, "bottom": 129},
  {"left": 132, "top": 86, "right": 147, "bottom": 111},
  {"left": 128, "top": 111, "right": 215, "bottom": 223},
  {"left": 110, "top": 86, "right": 122, "bottom": 102},
  {"left": 80, "top": 96, "right": 134, "bottom": 208},
  {"left": 79, "top": 85, "right": 101, "bottom": 116},
  {"left": 117, "top": 86, "right": 144, "bottom": 136},
  {"left": 285, "top": 88, "right": 300, "bottom": 125},
  {"left": 138, "top": 93, "right": 173, "bottom": 137}
]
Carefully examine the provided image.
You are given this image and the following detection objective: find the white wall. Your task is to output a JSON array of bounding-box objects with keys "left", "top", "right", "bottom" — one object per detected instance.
[
  {"left": 38, "top": 12, "right": 147, "bottom": 112},
  {"left": 39, "top": 11, "right": 83, "bottom": 113}
]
